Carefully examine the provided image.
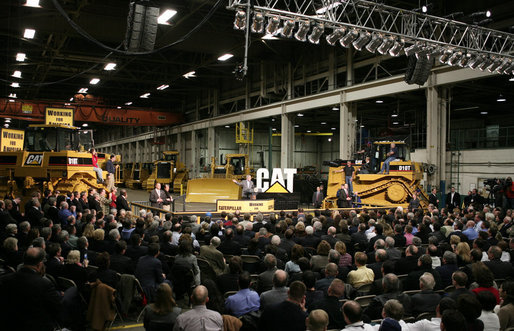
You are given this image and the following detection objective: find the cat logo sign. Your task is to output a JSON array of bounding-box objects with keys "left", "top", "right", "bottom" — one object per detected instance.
[
  {"left": 265, "top": 181, "right": 290, "bottom": 193},
  {"left": 24, "top": 154, "right": 44, "bottom": 166},
  {"left": 256, "top": 168, "right": 297, "bottom": 193}
]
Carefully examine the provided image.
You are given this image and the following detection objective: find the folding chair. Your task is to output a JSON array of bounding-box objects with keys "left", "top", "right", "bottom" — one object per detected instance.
[
  {"left": 241, "top": 255, "right": 261, "bottom": 274},
  {"left": 355, "top": 295, "right": 376, "bottom": 308}
]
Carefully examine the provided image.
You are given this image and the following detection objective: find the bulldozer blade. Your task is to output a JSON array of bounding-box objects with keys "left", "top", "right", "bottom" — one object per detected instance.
[{"left": 186, "top": 178, "right": 241, "bottom": 203}]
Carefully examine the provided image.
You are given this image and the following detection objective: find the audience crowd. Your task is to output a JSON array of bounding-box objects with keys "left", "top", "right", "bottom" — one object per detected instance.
[{"left": 1, "top": 187, "right": 514, "bottom": 331}]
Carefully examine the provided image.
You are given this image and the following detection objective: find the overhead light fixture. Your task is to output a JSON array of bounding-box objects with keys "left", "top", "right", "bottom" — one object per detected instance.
[
  {"left": 325, "top": 28, "right": 346, "bottom": 46},
  {"left": 321, "top": 122, "right": 327, "bottom": 125},
  {"left": 487, "top": 58, "right": 501, "bottom": 72},
  {"left": 352, "top": 31, "right": 371, "bottom": 51},
  {"left": 331, "top": 127, "right": 336, "bottom": 130},
  {"left": 480, "top": 111, "right": 488, "bottom": 115},
  {"left": 297, "top": 113, "right": 304, "bottom": 117},
  {"left": 308, "top": 23, "right": 324, "bottom": 44},
  {"left": 125, "top": 102, "right": 133, "bottom": 105},
  {"left": 156, "top": 84, "right": 169, "bottom": 90},
  {"left": 448, "top": 51, "right": 463, "bottom": 66},
  {"left": 497, "top": 94, "right": 506, "bottom": 102},
  {"left": 11, "top": 82, "right": 20, "bottom": 88},
  {"left": 294, "top": 125, "right": 300, "bottom": 128},
  {"left": 233, "top": 10, "right": 246, "bottom": 30},
  {"left": 392, "top": 121, "right": 399, "bottom": 125},
  {"left": 82, "top": 123, "right": 88, "bottom": 127},
  {"left": 388, "top": 40, "right": 404, "bottom": 57},
  {"left": 272, "top": 128, "right": 277, "bottom": 131},
  {"left": 294, "top": 21, "right": 310, "bottom": 42},
  {"left": 415, "top": 46, "right": 432, "bottom": 59},
  {"left": 307, "top": 130, "right": 312, "bottom": 133},
  {"left": 271, "top": 118, "right": 275, "bottom": 122},
  {"left": 16, "top": 53, "right": 26, "bottom": 62},
  {"left": 157, "top": 9, "right": 177, "bottom": 24},
  {"left": 183, "top": 71, "right": 196, "bottom": 78},
  {"left": 25, "top": 0, "right": 41, "bottom": 7},
  {"left": 495, "top": 59, "right": 511, "bottom": 74},
  {"left": 439, "top": 49, "right": 453, "bottom": 64},
  {"left": 458, "top": 53, "right": 472, "bottom": 67},
  {"left": 218, "top": 53, "right": 234, "bottom": 61},
  {"left": 64, "top": 103, "right": 71, "bottom": 106},
  {"left": 104, "top": 63, "right": 116, "bottom": 71},
  {"left": 316, "top": 2, "right": 342, "bottom": 14},
  {"left": 140, "top": 93, "right": 150, "bottom": 98},
  {"left": 340, "top": 29, "right": 359, "bottom": 47},
  {"left": 328, "top": 138, "right": 332, "bottom": 142},
  {"left": 391, "top": 113, "right": 398, "bottom": 118},
  {"left": 225, "top": 125, "right": 230, "bottom": 128},
  {"left": 477, "top": 57, "right": 493, "bottom": 71},
  {"left": 332, "top": 106, "right": 339, "bottom": 111},
  {"left": 486, "top": 10, "right": 491, "bottom": 17},
  {"left": 377, "top": 36, "right": 395, "bottom": 55},
  {"left": 69, "top": 97, "right": 74, "bottom": 102},
  {"left": 376, "top": 100, "right": 383, "bottom": 104},
  {"left": 78, "top": 88, "right": 88, "bottom": 93},
  {"left": 8, "top": 93, "right": 16, "bottom": 98},
  {"left": 281, "top": 20, "right": 295, "bottom": 38},
  {"left": 266, "top": 16, "right": 280, "bottom": 35},
  {"left": 360, "top": 125, "right": 364, "bottom": 128},
  {"left": 262, "top": 33, "right": 278, "bottom": 40},
  {"left": 12, "top": 71, "right": 22, "bottom": 78},
  {"left": 501, "top": 62, "right": 514, "bottom": 75},
  {"left": 404, "top": 43, "right": 421, "bottom": 56},
  {"left": 4, "top": 124, "right": 9, "bottom": 127},
  {"left": 23, "top": 28, "right": 36, "bottom": 39},
  {"left": 428, "top": 47, "right": 444, "bottom": 60},
  {"left": 89, "top": 78, "right": 100, "bottom": 85},
  {"left": 251, "top": 12, "right": 265, "bottom": 33},
  {"left": 468, "top": 54, "right": 484, "bottom": 69},
  {"left": 5, "top": 119, "right": 11, "bottom": 123},
  {"left": 365, "top": 33, "right": 383, "bottom": 53},
  {"left": 509, "top": 77, "right": 514, "bottom": 82},
  {"left": 117, "top": 106, "right": 121, "bottom": 109},
  {"left": 422, "top": 5, "right": 428, "bottom": 13}
]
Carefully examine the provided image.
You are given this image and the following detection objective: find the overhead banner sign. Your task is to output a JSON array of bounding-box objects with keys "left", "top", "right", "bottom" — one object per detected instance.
[
  {"left": 0, "top": 128, "right": 25, "bottom": 152},
  {"left": 256, "top": 168, "right": 297, "bottom": 193},
  {"left": 45, "top": 107, "right": 74, "bottom": 126},
  {"left": 216, "top": 199, "right": 275, "bottom": 213}
]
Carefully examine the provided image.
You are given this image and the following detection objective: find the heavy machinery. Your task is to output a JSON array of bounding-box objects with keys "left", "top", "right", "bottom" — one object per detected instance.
[
  {"left": 323, "top": 140, "right": 429, "bottom": 209},
  {"left": 143, "top": 151, "right": 188, "bottom": 194},
  {"left": 0, "top": 124, "right": 119, "bottom": 199},
  {"left": 125, "top": 162, "right": 153, "bottom": 189},
  {"left": 186, "top": 153, "right": 254, "bottom": 203}
]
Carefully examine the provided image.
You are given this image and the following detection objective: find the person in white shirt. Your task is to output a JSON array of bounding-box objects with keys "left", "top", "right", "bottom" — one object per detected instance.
[
  {"left": 406, "top": 297, "right": 456, "bottom": 331},
  {"left": 372, "top": 299, "right": 408, "bottom": 331},
  {"left": 342, "top": 300, "right": 375, "bottom": 331},
  {"left": 476, "top": 291, "right": 500, "bottom": 331}
]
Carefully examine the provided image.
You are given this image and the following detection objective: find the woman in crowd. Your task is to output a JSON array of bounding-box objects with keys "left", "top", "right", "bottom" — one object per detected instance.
[
  {"left": 310, "top": 240, "right": 331, "bottom": 272},
  {"left": 142, "top": 283, "right": 181, "bottom": 331},
  {"left": 471, "top": 262, "right": 500, "bottom": 304},
  {"left": 455, "top": 242, "right": 472, "bottom": 267},
  {"left": 174, "top": 235, "right": 200, "bottom": 286},
  {"left": 335, "top": 241, "right": 352, "bottom": 267},
  {"left": 498, "top": 280, "right": 514, "bottom": 331},
  {"left": 285, "top": 244, "right": 304, "bottom": 275}
]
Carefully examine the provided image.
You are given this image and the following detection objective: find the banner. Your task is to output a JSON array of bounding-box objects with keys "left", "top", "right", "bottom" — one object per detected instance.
[
  {"left": 1, "top": 128, "right": 24, "bottom": 152},
  {"left": 45, "top": 107, "right": 74, "bottom": 126},
  {"left": 216, "top": 199, "right": 274, "bottom": 213}
]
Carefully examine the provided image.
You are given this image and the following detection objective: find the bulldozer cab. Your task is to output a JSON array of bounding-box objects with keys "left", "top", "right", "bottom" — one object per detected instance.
[
  {"left": 24, "top": 125, "right": 92, "bottom": 152},
  {"left": 227, "top": 154, "right": 246, "bottom": 176},
  {"left": 162, "top": 151, "right": 178, "bottom": 162},
  {"left": 373, "top": 141, "right": 409, "bottom": 163}
]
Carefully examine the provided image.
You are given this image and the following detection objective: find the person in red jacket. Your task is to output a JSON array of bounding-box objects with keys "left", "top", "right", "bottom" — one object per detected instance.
[{"left": 90, "top": 148, "right": 103, "bottom": 183}]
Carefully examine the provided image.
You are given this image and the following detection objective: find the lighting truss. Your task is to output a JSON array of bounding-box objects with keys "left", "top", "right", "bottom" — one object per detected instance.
[{"left": 228, "top": 0, "right": 514, "bottom": 74}]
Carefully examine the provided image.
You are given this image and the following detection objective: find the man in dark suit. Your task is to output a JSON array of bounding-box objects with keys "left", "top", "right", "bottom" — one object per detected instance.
[
  {"left": 0, "top": 247, "right": 62, "bottom": 331},
  {"left": 126, "top": 234, "right": 148, "bottom": 262},
  {"left": 447, "top": 271, "right": 473, "bottom": 301},
  {"left": 410, "top": 272, "right": 442, "bottom": 316},
  {"left": 149, "top": 182, "right": 166, "bottom": 209},
  {"left": 404, "top": 254, "right": 443, "bottom": 291},
  {"left": 312, "top": 186, "right": 324, "bottom": 208},
  {"left": 336, "top": 184, "right": 352, "bottom": 208},
  {"left": 310, "top": 279, "right": 347, "bottom": 330},
  {"left": 364, "top": 273, "right": 412, "bottom": 320},
  {"left": 484, "top": 245, "right": 514, "bottom": 279},
  {"left": 350, "top": 223, "right": 368, "bottom": 252},
  {"left": 218, "top": 228, "right": 241, "bottom": 256},
  {"left": 116, "top": 189, "right": 130, "bottom": 212},
  {"left": 446, "top": 187, "right": 461, "bottom": 210},
  {"left": 232, "top": 175, "right": 255, "bottom": 199},
  {"left": 435, "top": 251, "right": 459, "bottom": 288},
  {"left": 429, "top": 187, "right": 439, "bottom": 207},
  {"left": 134, "top": 243, "right": 167, "bottom": 302},
  {"left": 395, "top": 245, "right": 419, "bottom": 276},
  {"left": 258, "top": 254, "right": 278, "bottom": 293},
  {"left": 110, "top": 240, "right": 134, "bottom": 274}
]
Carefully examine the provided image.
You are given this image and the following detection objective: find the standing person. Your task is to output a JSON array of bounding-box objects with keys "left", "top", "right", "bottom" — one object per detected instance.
[
  {"left": 446, "top": 187, "right": 461, "bottom": 210},
  {"left": 378, "top": 143, "right": 398, "bottom": 175},
  {"left": 162, "top": 184, "right": 173, "bottom": 212},
  {"left": 336, "top": 161, "right": 355, "bottom": 193},
  {"left": 149, "top": 183, "right": 166, "bottom": 209},
  {"left": 109, "top": 187, "right": 117, "bottom": 210},
  {"left": 337, "top": 184, "right": 352, "bottom": 208},
  {"left": 90, "top": 148, "right": 103, "bottom": 183},
  {"left": 408, "top": 191, "right": 421, "bottom": 211},
  {"left": 312, "top": 186, "right": 324, "bottom": 209},
  {"left": 116, "top": 189, "right": 130, "bottom": 213},
  {"left": 105, "top": 154, "right": 118, "bottom": 191},
  {"left": 232, "top": 175, "right": 255, "bottom": 199},
  {"left": 429, "top": 188, "right": 439, "bottom": 207},
  {"left": 173, "top": 285, "right": 223, "bottom": 331}
]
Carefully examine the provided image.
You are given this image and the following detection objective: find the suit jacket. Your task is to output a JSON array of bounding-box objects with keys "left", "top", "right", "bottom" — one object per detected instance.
[
  {"left": 149, "top": 189, "right": 167, "bottom": 209},
  {"left": 237, "top": 179, "right": 254, "bottom": 195},
  {"left": 435, "top": 264, "right": 459, "bottom": 288},
  {"left": 446, "top": 192, "right": 461, "bottom": 209},
  {"left": 0, "top": 267, "right": 62, "bottom": 331},
  {"left": 310, "top": 296, "right": 346, "bottom": 330},
  {"left": 429, "top": 193, "right": 439, "bottom": 207},
  {"left": 116, "top": 195, "right": 130, "bottom": 212},
  {"left": 200, "top": 245, "right": 226, "bottom": 275},
  {"left": 135, "top": 255, "right": 164, "bottom": 301},
  {"left": 312, "top": 191, "right": 324, "bottom": 207},
  {"left": 410, "top": 290, "right": 441, "bottom": 316},
  {"left": 110, "top": 253, "right": 134, "bottom": 274},
  {"left": 484, "top": 259, "right": 514, "bottom": 279},
  {"left": 336, "top": 188, "right": 351, "bottom": 208},
  {"left": 364, "top": 292, "right": 412, "bottom": 320},
  {"left": 258, "top": 267, "right": 278, "bottom": 293}
]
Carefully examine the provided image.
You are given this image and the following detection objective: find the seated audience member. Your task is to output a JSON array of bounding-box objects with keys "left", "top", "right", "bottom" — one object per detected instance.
[
  {"left": 410, "top": 272, "right": 441, "bottom": 316},
  {"left": 448, "top": 271, "right": 473, "bottom": 301},
  {"left": 93, "top": 251, "right": 118, "bottom": 289},
  {"left": 173, "top": 285, "right": 223, "bottom": 331},
  {"left": 310, "top": 240, "right": 331, "bottom": 272},
  {"left": 142, "top": 283, "right": 182, "bottom": 330},
  {"left": 306, "top": 309, "right": 329, "bottom": 331},
  {"left": 456, "top": 294, "right": 484, "bottom": 331},
  {"left": 217, "top": 255, "right": 242, "bottom": 294},
  {"left": 436, "top": 251, "right": 460, "bottom": 288},
  {"left": 404, "top": 254, "right": 443, "bottom": 291},
  {"left": 225, "top": 271, "right": 260, "bottom": 317},
  {"left": 258, "top": 253, "right": 278, "bottom": 293},
  {"left": 476, "top": 291, "right": 500, "bottom": 331},
  {"left": 498, "top": 280, "right": 514, "bottom": 331},
  {"left": 259, "top": 281, "right": 308, "bottom": 331},
  {"left": 483, "top": 246, "right": 514, "bottom": 280},
  {"left": 310, "top": 279, "right": 347, "bottom": 330},
  {"left": 315, "top": 262, "right": 338, "bottom": 296},
  {"left": 303, "top": 270, "right": 324, "bottom": 311},
  {"left": 260, "top": 269, "right": 289, "bottom": 310},
  {"left": 135, "top": 243, "right": 167, "bottom": 302},
  {"left": 441, "top": 309, "right": 468, "bottom": 331},
  {"left": 61, "top": 249, "right": 89, "bottom": 293},
  {"left": 364, "top": 273, "right": 412, "bottom": 320},
  {"left": 341, "top": 300, "right": 375, "bottom": 331},
  {"left": 346, "top": 252, "right": 374, "bottom": 289},
  {"left": 395, "top": 245, "right": 419, "bottom": 275},
  {"left": 471, "top": 262, "right": 500, "bottom": 304},
  {"left": 406, "top": 297, "right": 457, "bottom": 330},
  {"left": 377, "top": 299, "right": 404, "bottom": 331}
]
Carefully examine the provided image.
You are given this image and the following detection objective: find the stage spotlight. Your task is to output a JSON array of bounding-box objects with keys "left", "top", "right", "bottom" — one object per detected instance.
[
  {"left": 415, "top": 46, "right": 432, "bottom": 59},
  {"left": 477, "top": 56, "right": 493, "bottom": 71},
  {"left": 352, "top": 31, "right": 371, "bottom": 50},
  {"left": 439, "top": 49, "right": 452, "bottom": 64},
  {"left": 294, "top": 20, "right": 310, "bottom": 41},
  {"left": 448, "top": 51, "right": 463, "bottom": 66},
  {"left": 496, "top": 58, "right": 511, "bottom": 73},
  {"left": 377, "top": 36, "right": 394, "bottom": 55},
  {"left": 251, "top": 12, "right": 264, "bottom": 33},
  {"left": 458, "top": 53, "right": 472, "bottom": 67},
  {"left": 388, "top": 40, "right": 404, "bottom": 56},
  {"left": 487, "top": 58, "right": 501, "bottom": 72},
  {"left": 365, "top": 34, "right": 383, "bottom": 53},
  {"left": 326, "top": 28, "right": 346, "bottom": 46},
  {"left": 404, "top": 43, "right": 421, "bottom": 56},
  {"left": 340, "top": 29, "right": 359, "bottom": 47},
  {"left": 308, "top": 23, "right": 325, "bottom": 44},
  {"left": 266, "top": 16, "right": 280, "bottom": 35},
  {"left": 234, "top": 10, "right": 246, "bottom": 30},
  {"left": 281, "top": 20, "right": 295, "bottom": 38}
]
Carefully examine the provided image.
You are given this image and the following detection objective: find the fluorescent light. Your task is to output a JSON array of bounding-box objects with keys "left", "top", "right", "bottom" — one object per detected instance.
[
  {"left": 158, "top": 9, "right": 177, "bottom": 24},
  {"left": 125, "top": 102, "right": 132, "bottom": 105},
  {"left": 16, "top": 53, "right": 26, "bottom": 62},
  {"left": 422, "top": 5, "right": 428, "bottom": 13},
  {"left": 297, "top": 113, "right": 304, "bottom": 117},
  {"left": 156, "top": 84, "right": 169, "bottom": 90},
  {"left": 331, "top": 127, "right": 336, "bottom": 130},
  {"left": 4, "top": 124, "right": 9, "bottom": 127},
  {"left": 486, "top": 10, "right": 491, "bottom": 17},
  {"left": 262, "top": 33, "right": 278, "bottom": 40},
  {"left": 82, "top": 123, "right": 88, "bottom": 127},
  {"left": 64, "top": 103, "right": 71, "bottom": 106},
  {"left": 271, "top": 118, "right": 275, "bottom": 122},
  {"left": 316, "top": 2, "right": 341, "bottom": 14},
  {"left": 307, "top": 130, "right": 312, "bottom": 133},
  {"left": 140, "top": 93, "right": 150, "bottom": 98},
  {"left": 272, "top": 128, "right": 277, "bottom": 131},
  {"left": 183, "top": 71, "right": 196, "bottom": 79},
  {"left": 8, "top": 93, "right": 16, "bottom": 98},
  {"left": 328, "top": 138, "right": 332, "bottom": 142},
  {"left": 294, "top": 125, "right": 300, "bottom": 128},
  {"left": 12, "top": 71, "right": 22, "bottom": 78},
  {"left": 376, "top": 100, "right": 383, "bottom": 104},
  {"left": 25, "top": 0, "right": 41, "bottom": 7},
  {"left": 5, "top": 119, "right": 11, "bottom": 123},
  {"left": 497, "top": 95, "right": 506, "bottom": 102},
  {"left": 225, "top": 125, "right": 230, "bottom": 128},
  {"left": 332, "top": 107, "right": 339, "bottom": 111},
  {"left": 78, "top": 88, "right": 88, "bottom": 93},
  {"left": 218, "top": 53, "right": 234, "bottom": 61},
  {"left": 117, "top": 106, "right": 121, "bottom": 109},
  {"left": 321, "top": 122, "right": 327, "bottom": 125},
  {"left": 69, "top": 97, "right": 74, "bottom": 102},
  {"left": 11, "top": 82, "right": 20, "bottom": 88},
  {"left": 393, "top": 121, "right": 399, "bottom": 125},
  {"left": 89, "top": 78, "right": 100, "bottom": 85},
  {"left": 480, "top": 111, "right": 488, "bottom": 115},
  {"left": 391, "top": 113, "right": 398, "bottom": 117},
  {"left": 360, "top": 125, "right": 365, "bottom": 128},
  {"left": 104, "top": 63, "right": 116, "bottom": 71},
  {"left": 24, "top": 29, "right": 36, "bottom": 39},
  {"left": 509, "top": 77, "right": 514, "bottom": 82}
]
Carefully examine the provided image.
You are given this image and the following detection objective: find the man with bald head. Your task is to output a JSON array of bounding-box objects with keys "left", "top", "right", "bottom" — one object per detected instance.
[
  {"left": 342, "top": 300, "right": 375, "bottom": 331},
  {"left": 173, "top": 285, "right": 223, "bottom": 331},
  {"left": 200, "top": 236, "right": 226, "bottom": 275},
  {"left": 310, "top": 278, "right": 347, "bottom": 329},
  {"left": 0, "top": 247, "right": 62, "bottom": 331},
  {"left": 260, "top": 269, "right": 289, "bottom": 309}
]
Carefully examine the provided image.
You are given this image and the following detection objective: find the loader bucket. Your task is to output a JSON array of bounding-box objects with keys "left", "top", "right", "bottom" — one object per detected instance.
[{"left": 186, "top": 178, "right": 242, "bottom": 203}]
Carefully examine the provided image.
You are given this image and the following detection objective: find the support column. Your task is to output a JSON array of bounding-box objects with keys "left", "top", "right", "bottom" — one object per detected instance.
[
  {"left": 339, "top": 94, "right": 356, "bottom": 159},
  {"left": 176, "top": 132, "right": 185, "bottom": 166},
  {"left": 426, "top": 84, "right": 448, "bottom": 187},
  {"left": 346, "top": 49, "right": 354, "bottom": 87},
  {"left": 207, "top": 126, "right": 218, "bottom": 162},
  {"left": 328, "top": 50, "right": 336, "bottom": 89},
  {"left": 280, "top": 106, "right": 294, "bottom": 168},
  {"left": 190, "top": 131, "right": 197, "bottom": 178}
]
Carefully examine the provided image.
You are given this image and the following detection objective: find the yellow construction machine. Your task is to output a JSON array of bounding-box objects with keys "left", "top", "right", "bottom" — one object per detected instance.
[
  {"left": 0, "top": 124, "right": 119, "bottom": 199},
  {"left": 186, "top": 153, "right": 254, "bottom": 203},
  {"left": 125, "top": 162, "right": 153, "bottom": 189},
  {"left": 143, "top": 151, "right": 188, "bottom": 194},
  {"left": 323, "top": 140, "right": 429, "bottom": 209}
]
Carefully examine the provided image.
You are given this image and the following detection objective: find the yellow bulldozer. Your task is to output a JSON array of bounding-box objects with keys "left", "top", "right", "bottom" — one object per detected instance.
[
  {"left": 0, "top": 124, "right": 119, "bottom": 199},
  {"left": 124, "top": 162, "right": 153, "bottom": 189},
  {"left": 143, "top": 151, "right": 188, "bottom": 194},
  {"left": 323, "top": 140, "right": 429, "bottom": 209},
  {"left": 186, "top": 153, "right": 254, "bottom": 203}
]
